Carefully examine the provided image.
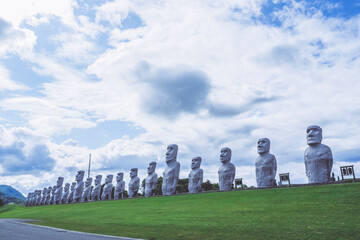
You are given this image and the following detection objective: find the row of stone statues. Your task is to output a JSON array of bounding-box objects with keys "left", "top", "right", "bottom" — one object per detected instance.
[{"left": 25, "top": 125, "right": 333, "bottom": 206}]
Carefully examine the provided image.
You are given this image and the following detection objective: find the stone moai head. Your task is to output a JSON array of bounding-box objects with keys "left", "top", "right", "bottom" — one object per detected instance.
[
  {"left": 220, "top": 147, "right": 232, "bottom": 163},
  {"left": 37, "top": 190, "right": 41, "bottom": 196},
  {"left": 64, "top": 183, "right": 70, "bottom": 192},
  {"left": 130, "top": 168, "right": 138, "bottom": 178},
  {"left": 257, "top": 138, "right": 270, "bottom": 155},
  {"left": 48, "top": 186, "right": 52, "bottom": 193},
  {"left": 85, "top": 178, "right": 93, "bottom": 187},
  {"left": 147, "top": 162, "right": 157, "bottom": 174},
  {"left": 95, "top": 175, "right": 102, "bottom": 185},
  {"left": 57, "top": 177, "right": 64, "bottom": 187},
  {"left": 306, "top": 125, "right": 322, "bottom": 145},
  {"left": 116, "top": 172, "right": 124, "bottom": 182},
  {"left": 166, "top": 144, "right": 178, "bottom": 163},
  {"left": 191, "top": 157, "right": 202, "bottom": 169},
  {"left": 105, "top": 174, "right": 113, "bottom": 184},
  {"left": 52, "top": 186, "right": 56, "bottom": 194},
  {"left": 43, "top": 188, "right": 47, "bottom": 195},
  {"left": 75, "top": 170, "right": 85, "bottom": 182},
  {"left": 70, "top": 182, "right": 76, "bottom": 190}
]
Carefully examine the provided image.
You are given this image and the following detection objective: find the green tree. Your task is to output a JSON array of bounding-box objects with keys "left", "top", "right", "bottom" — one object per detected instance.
[
  {"left": 176, "top": 178, "right": 189, "bottom": 193},
  {"left": 155, "top": 176, "right": 163, "bottom": 196},
  {"left": 201, "top": 180, "right": 213, "bottom": 192}
]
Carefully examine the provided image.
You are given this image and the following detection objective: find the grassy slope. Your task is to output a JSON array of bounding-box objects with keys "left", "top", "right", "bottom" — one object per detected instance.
[{"left": 0, "top": 183, "right": 359, "bottom": 240}]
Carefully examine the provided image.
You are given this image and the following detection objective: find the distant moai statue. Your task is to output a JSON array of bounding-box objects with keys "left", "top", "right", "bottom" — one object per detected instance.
[
  {"left": 145, "top": 162, "right": 158, "bottom": 197},
  {"left": 128, "top": 168, "right": 140, "bottom": 198},
  {"left": 304, "top": 125, "right": 333, "bottom": 183},
  {"left": 54, "top": 177, "right": 64, "bottom": 205},
  {"left": 81, "top": 177, "right": 92, "bottom": 203},
  {"left": 31, "top": 192, "right": 37, "bottom": 206},
  {"left": 35, "top": 190, "right": 42, "bottom": 206},
  {"left": 188, "top": 157, "right": 203, "bottom": 193},
  {"left": 61, "top": 183, "right": 70, "bottom": 204},
  {"left": 162, "top": 144, "right": 180, "bottom": 196},
  {"left": 25, "top": 193, "right": 32, "bottom": 207},
  {"left": 41, "top": 188, "right": 47, "bottom": 205},
  {"left": 50, "top": 186, "right": 56, "bottom": 205},
  {"left": 91, "top": 175, "right": 102, "bottom": 201},
  {"left": 45, "top": 187, "right": 52, "bottom": 205},
  {"left": 101, "top": 174, "right": 113, "bottom": 200},
  {"left": 114, "top": 173, "right": 125, "bottom": 200},
  {"left": 218, "top": 147, "right": 235, "bottom": 191},
  {"left": 255, "top": 138, "right": 277, "bottom": 188},
  {"left": 67, "top": 182, "right": 76, "bottom": 204},
  {"left": 73, "top": 170, "right": 85, "bottom": 203}
]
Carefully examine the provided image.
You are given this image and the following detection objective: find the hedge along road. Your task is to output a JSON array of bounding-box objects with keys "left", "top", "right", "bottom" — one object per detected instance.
[{"left": 0, "top": 219, "right": 143, "bottom": 240}]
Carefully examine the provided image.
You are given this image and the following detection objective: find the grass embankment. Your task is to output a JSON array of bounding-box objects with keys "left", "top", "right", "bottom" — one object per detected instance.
[{"left": 1, "top": 183, "right": 359, "bottom": 240}]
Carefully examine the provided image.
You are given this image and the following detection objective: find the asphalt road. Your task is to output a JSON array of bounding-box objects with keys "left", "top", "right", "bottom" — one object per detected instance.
[{"left": 0, "top": 219, "right": 142, "bottom": 240}]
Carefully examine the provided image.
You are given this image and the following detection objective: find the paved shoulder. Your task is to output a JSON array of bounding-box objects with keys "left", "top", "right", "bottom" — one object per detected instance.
[{"left": 0, "top": 218, "right": 142, "bottom": 240}]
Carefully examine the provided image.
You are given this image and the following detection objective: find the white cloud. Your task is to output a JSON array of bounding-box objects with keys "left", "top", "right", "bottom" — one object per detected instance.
[{"left": 0, "top": 65, "right": 29, "bottom": 91}]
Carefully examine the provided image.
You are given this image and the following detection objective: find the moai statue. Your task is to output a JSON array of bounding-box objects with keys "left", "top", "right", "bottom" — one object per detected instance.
[
  {"left": 304, "top": 125, "right": 333, "bottom": 183},
  {"left": 91, "top": 175, "right": 102, "bottom": 201},
  {"left": 255, "top": 138, "right": 277, "bottom": 188},
  {"left": 188, "top": 157, "right": 203, "bottom": 193},
  {"left": 145, "top": 162, "right": 158, "bottom": 197},
  {"left": 35, "top": 190, "right": 42, "bottom": 206},
  {"left": 67, "top": 182, "right": 76, "bottom": 204},
  {"left": 25, "top": 193, "right": 32, "bottom": 207},
  {"left": 31, "top": 192, "right": 37, "bottom": 206},
  {"left": 45, "top": 187, "right": 52, "bottom": 205},
  {"left": 73, "top": 170, "right": 85, "bottom": 203},
  {"left": 128, "top": 168, "right": 140, "bottom": 199},
  {"left": 81, "top": 177, "right": 92, "bottom": 203},
  {"left": 101, "top": 174, "right": 113, "bottom": 200},
  {"left": 50, "top": 185, "right": 56, "bottom": 205},
  {"left": 61, "top": 183, "right": 70, "bottom": 204},
  {"left": 54, "top": 177, "right": 64, "bottom": 205},
  {"left": 162, "top": 144, "right": 180, "bottom": 196},
  {"left": 218, "top": 147, "right": 235, "bottom": 191},
  {"left": 41, "top": 188, "right": 47, "bottom": 205},
  {"left": 114, "top": 173, "right": 125, "bottom": 200}
]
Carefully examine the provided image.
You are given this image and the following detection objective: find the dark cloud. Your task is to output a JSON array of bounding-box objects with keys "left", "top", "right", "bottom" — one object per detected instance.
[
  {"left": 334, "top": 149, "right": 360, "bottom": 163},
  {"left": 209, "top": 96, "right": 278, "bottom": 117},
  {"left": 136, "top": 62, "right": 211, "bottom": 119},
  {"left": 0, "top": 142, "right": 55, "bottom": 175}
]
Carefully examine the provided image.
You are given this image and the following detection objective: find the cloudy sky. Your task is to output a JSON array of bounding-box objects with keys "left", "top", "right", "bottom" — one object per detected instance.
[{"left": 1, "top": 0, "right": 360, "bottom": 196}]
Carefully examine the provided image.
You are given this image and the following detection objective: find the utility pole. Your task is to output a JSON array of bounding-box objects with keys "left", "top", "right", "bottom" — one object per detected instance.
[{"left": 88, "top": 153, "right": 91, "bottom": 178}]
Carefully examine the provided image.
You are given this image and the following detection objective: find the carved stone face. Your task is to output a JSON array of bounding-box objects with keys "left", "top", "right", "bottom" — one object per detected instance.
[
  {"left": 70, "top": 182, "right": 76, "bottom": 190},
  {"left": 75, "top": 170, "right": 85, "bottom": 181},
  {"left": 85, "top": 178, "right": 92, "bottom": 187},
  {"left": 166, "top": 144, "right": 178, "bottom": 163},
  {"left": 220, "top": 147, "right": 231, "bottom": 163},
  {"left": 147, "top": 162, "right": 157, "bottom": 174},
  {"left": 57, "top": 177, "right": 64, "bottom": 187},
  {"left": 52, "top": 186, "right": 56, "bottom": 193},
  {"left": 95, "top": 175, "right": 102, "bottom": 185},
  {"left": 48, "top": 187, "right": 52, "bottom": 193},
  {"left": 43, "top": 188, "right": 47, "bottom": 194},
  {"left": 105, "top": 175, "right": 113, "bottom": 184},
  {"left": 116, "top": 173, "right": 123, "bottom": 182},
  {"left": 257, "top": 138, "right": 270, "bottom": 154},
  {"left": 130, "top": 168, "right": 138, "bottom": 178},
  {"left": 307, "top": 125, "right": 322, "bottom": 145},
  {"left": 64, "top": 183, "right": 70, "bottom": 191},
  {"left": 191, "top": 157, "right": 202, "bottom": 169}
]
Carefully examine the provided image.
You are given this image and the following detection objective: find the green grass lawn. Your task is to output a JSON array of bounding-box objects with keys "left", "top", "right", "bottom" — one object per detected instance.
[{"left": 1, "top": 183, "right": 359, "bottom": 240}]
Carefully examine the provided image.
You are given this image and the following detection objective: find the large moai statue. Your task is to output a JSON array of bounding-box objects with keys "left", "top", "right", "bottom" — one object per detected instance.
[
  {"left": 41, "top": 188, "right": 47, "bottom": 205},
  {"left": 255, "top": 138, "right": 277, "bottom": 188},
  {"left": 145, "top": 162, "right": 158, "bottom": 197},
  {"left": 67, "top": 182, "right": 76, "bottom": 203},
  {"left": 50, "top": 185, "right": 56, "bottom": 205},
  {"left": 54, "top": 177, "right": 64, "bottom": 205},
  {"left": 128, "top": 168, "right": 140, "bottom": 198},
  {"left": 35, "top": 190, "right": 42, "bottom": 206},
  {"left": 162, "top": 144, "right": 180, "bottom": 196},
  {"left": 25, "top": 193, "right": 31, "bottom": 207},
  {"left": 91, "top": 175, "right": 102, "bottom": 201},
  {"left": 304, "top": 125, "right": 333, "bottom": 183},
  {"left": 114, "top": 173, "right": 125, "bottom": 200},
  {"left": 188, "top": 157, "right": 203, "bottom": 193},
  {"left": 45, "top": 187, "right": 52, "bottom": 205},
  {"left": 31, "top": 192, "right": 37, "bottom": 206},
  {"left": 218, "top": 147, "right": 235, "bottom": 191},
  {"left": 73, "top": 170, "right": 85, "bottom": 203},
  {"left": 81, "top": 177, "right": 92, "bottom": 203},
  {"left": 101, "top": 174, "right": 113, "bottom": 200},
  {"left": 61, "top": 183, "right": 70, "bottom": 204}
]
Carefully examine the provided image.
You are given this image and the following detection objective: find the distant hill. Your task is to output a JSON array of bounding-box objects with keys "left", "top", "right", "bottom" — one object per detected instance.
[{"left": 0, "top": 185, "right": 26, "bottom": 206}]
